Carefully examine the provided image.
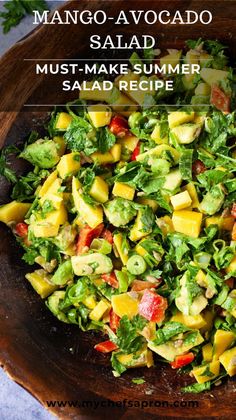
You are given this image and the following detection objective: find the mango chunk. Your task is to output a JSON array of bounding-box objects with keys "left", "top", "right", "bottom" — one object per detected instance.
[
  {"left": 172, "top": 210, "right": 203, "bottom": 238},
  {"left": 72, "top": 177, "right": 103, "bottom": 228},
  {"left": 89, "top": 299, "right": 111, "bottom": 321},
  {"left": 151, "top": 124, "right": 168, "bottom": 144},
  {"left": 38, "top": 170, "right": 58, "bottom": 198},
  {"left": 117, "top": 348, "right": 154, "bottom": 368},
  {"left": 170, "top": 191, "right": 192, "bottom": 211},
  {"left": 88, "top": 104, "right": 112, "bottom": 128},
  {"left": 26, "top": 270, "right": 57, "bottom": 298},
  {"left": 111, "top": 293, "right": 139, "bottom": 319},
  {"left": 136, "top": 198, "right": 158, "bottom": 212},
  {"left": 171, "top": 311, "right": 206, "bottom": 329},
  {"left": 160, "top": 51, "right": 182, "bottom": 68},
  {"left": 57, "top": 153, "right": 80, "bottom": 179},
  {"left": 113, "top": 232, "right": 130, "bottom": 265},
  {"left": 91, "top": 151, "right": 114, "bottom": 164},
  {"left": 192, "top": 361, "right": 220, "bottom": 384},
  {"left": 213, "top": 330, "right": 235, "bottom": 361},
  {"left": 168, "top": 111, "right": 195, "bottom": 129},
  {"left": 112, "top": 182, "right": 135, "bottom": 201},
  {"left": 110, "top": 143, "right": 121, "bottom": 162},
  {"left": 202, "top": 343, "right": 213, "bottom": 362},
  {"left": 219, "top": 346, "right": 236, "bottom": 376},
  {"left": 0, "top": 201, "right": 31, "bottom": 224},
  {"left": 182, "top": 183, "right": 200, "bottom": 209},
  {"left": 31, "top": 223, "right": 59, "bottom": 238},
  {"left": 205, "top": 215, "right": 234, "bottom": 231},
  {"left": 226, "top": 256, "right": 236, "bottom": 274},
  {"left": 53, "top": 136, "right": 66, "bottom": 156},
  {"left": 118, "top": 135, "right": 139, "bottom": 152},
  {"left": 89, "top": 176, "right": 109, "bottom": 203},
  {"left": 55, "top": 112, "right": 72, "bottom": 130},
  {"left": 200, "top": 68, "right": 228, "bottom": 86},
  {"left": 129, "top": 209, "right": 152, "bottom": 242}
]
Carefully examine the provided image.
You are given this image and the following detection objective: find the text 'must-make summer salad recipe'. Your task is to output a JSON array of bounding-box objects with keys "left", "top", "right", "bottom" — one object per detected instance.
[{"left": 1, "top": 38, "right": 236, "bottom": 394}]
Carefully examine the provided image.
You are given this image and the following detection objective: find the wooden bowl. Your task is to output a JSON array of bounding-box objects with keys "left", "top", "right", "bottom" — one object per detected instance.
[{"left": 0, "top": 1, "right": 236, "bottom": 418}]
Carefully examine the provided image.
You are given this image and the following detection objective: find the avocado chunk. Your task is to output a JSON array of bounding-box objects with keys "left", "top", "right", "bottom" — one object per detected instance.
[
  {"left": 51, "top": 260, "right": 73, "bottom": 286},
  {"left": 175, "top": 272, "right": 208, "bottom": 316},
  {"left": 71, "top": 253, "right": 113, "bottom": 276},
  {"left": 199, "top": 185, "right": 224, "bottom": 215},
  {"left": 46, "top": 291, "right": 68, "bottom": 322},
  {"left": 104, "top": 198, "right": 137, "bottom": 227},
  {"left": 163, "top": 169, "right": 182, "bottom": 191},
  {"left": 20, "top": 139, "right": 60, "bottom": 169},
  {"left": 171, "top": 124, "right": 201, "bottom": 144}
]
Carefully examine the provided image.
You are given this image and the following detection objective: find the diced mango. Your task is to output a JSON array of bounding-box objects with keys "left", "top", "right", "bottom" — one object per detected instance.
[
  {"left": 72, "top": 177, "right": 103, "bottom": 228},
  {"left": 40, "top": 178, "right": 62, "bottom": 205},
  {"left": 151, "top": 124, "right": 168, "bottom": 144},
  {"left": 129, "top": 210, "right": 152, "bottom": 242},
  {"left": 0, "top": 201, "right": 31, "bottom": 224},
  {"left": 182, "top": 183, "right": 200, "bottom": 209},
  {"left": 202, "top": 343, "right": 213, "bottom": 362},
  {"left": 219, "top": 346, "right": 236, "bottom": 376},
  {"left": 111, "top": 293, "right": 139, "bottom": 319},
  {"left": 110, "top": 92, "right": 138, "bottom": 117},
  {"left": 172, "top": 210, "right": 203, "bottom": 238},
  {"left": 45, "top": 205, "right": 67, "bottom": 226},
  {"left": 118, "top": 135, "right": 139, "bottom": 152},
  {"left": 110, "top": 143, "right": 121, "bottom": 162},
  {"left": 168, "top": 111, "right": 195, "bottom": 129},
  {"left": 213, "top": 330, "right": 235, "bottom": 361},
  {"left": 91, "top": 151, "right": 114, "bottom": 164},
  {"left": 192, "top": 361, "right": 220, "bottom": 384},
  {"left": 171, "top": 311, "right": 207, "bottom": 329},
  {"left": 31, "top": 223, "right": 59, "bottom": 238},
  {"left": 112, "top": 182, "right": 135, "bottom": 201},
  {"left": 205, "top": 215, "right": 234, "bottom": 231},
  {"left": 113, "top": 232, "right": 129, "bottom": 265},
  {"left": 195, "top": 82, "right": 211, "bottom": 96},
  {"left": 88, "top": 104, "right": 112, "bottom": 128},
  {"left": 157, "top": 215, "right": 174, "bottom": 235},
  {"left": 83, "top": 295, "right": 97, "bottom": 310},
  {"left": 170, "top": 190, "right": 192, "bottom": 211},
  {"left": 200, "top": 68, "right": 228, "bottom": 86},
  {"left": 201, "top": 310, "right": 215, "bottom": 334},
  {"left": 53, "top": 136, "right": 66, "bottom": 156},
  {"left": 89, "top": 176, "right": 109, "bottom": 203},
  {"left": 89, "top": 299, "right": 111, "bottom": 321},
  {"left": 226, "top": 256, "right": 236, "bottom": 274},
  {"left": 117, "top": 348, "right": 154, "bottom": 368},
  {"left": 25, "top": 270, "right": 57, "bottom": 299},
  {"left": 80, "top": 81, "right": 113, "bottom": 101},
  {"left": 160, "top": 51, "right": 182, "bottom": 68},
  {"left": 55, "top": 112, "right": 72, "bottom": 130},
  {"left": 38, "top": 170, "right": 58, "bottom": 198},
  {"left": 137, "top": 144, "right": 180, "bottom": 165},
  {"left": 57, "top": 153, "right": 80, "bottom": 179},
  {"left": 136, "top": 198, "right": 158, "bottom": 212}
]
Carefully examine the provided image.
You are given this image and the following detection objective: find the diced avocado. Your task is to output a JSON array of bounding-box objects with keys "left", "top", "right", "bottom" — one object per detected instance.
[
  {"left": 137, "top": 144, "right": 180, "bottom": 165},
  {"left": 0, "top": 201, "right": 31, "bottom": 224},
  {"left": 222, "top": 290, "right": 236, "bottom": 317},
  {"left": 25, "top": 269, "right": 57, "bottom": 299},
  {"left": 51, "top": 260, "right": 73, "bottom": 286},
  {"left": 53, "top": 136, "right": 66, "bottom": 156},
  {"left": 46, "top": 291, "right": 68, "bottom": 322},
  {"left": 219, "top": 346, "right": 236, "bottom": 376},
  {"left": 175, "top": 273, "right": 208, "bottom": 316},
  {"left": 148, "top": 331, "right": 204, "bottom": 361},
  {"left": 71, "top": 253, "right": 113, "bottom": 276},
  {"left": 89, "top": 176, "right": 109, "bottom": 203},
  {"left": 80, "top": 81, "right": 115, "bottom": 101},
  {"left": 54, "top": 224, "right": 77, "bottom": 251},
  {"left": 195, "top": 82, "right": 211, "bottom": 96},
  {"left": 199, "top": 185, "right": 224, "bottom": 215},
  {"left": 163, "top": 169, "right": 182, "bottom": 191},
  {"left": 168, "top": 111, "right": 195, "bottom": 129},
  {"left": 150, "top": 158, "right": 170, "bottom": 175},
  {"left": 104, "top": 198, "right": 136, "bottom": 227},
  {"left": 150, "top": 123, "right": 169, "bottom": 144},
  {"left": 20, "top": 139, "right": 60, "bottom": 169},
  {"left": 171, "top": 124, "right": 201, "bottom": 144},
  {"left": 129, "top": 207, "right": 153, "bottom": 242},
  {"left": 200, "top": 68, "right": 228, "bottom": 86},
  {"left": 212, "top": 330, "right": 235, "bottom": 361}
]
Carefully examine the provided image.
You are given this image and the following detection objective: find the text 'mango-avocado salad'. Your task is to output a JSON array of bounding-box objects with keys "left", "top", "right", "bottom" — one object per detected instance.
[{"left": 1, "top": 39, "right": 236, "bottom": 393}]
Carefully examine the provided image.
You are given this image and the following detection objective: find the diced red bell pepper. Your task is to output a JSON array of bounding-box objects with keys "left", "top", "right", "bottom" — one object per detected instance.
[
  {"left": 15, "top": 222, "right": 28, "bottom": 237},
  {"left": 131, "top": 280, "right": 158, "bottom": 292},
  {"left": 138, "top": 289, "right": 167, "bottom": 323},
  {"left": 76, "top": 223, "right": 104, "bottom": 254},
  {"left": 101, "top": 272, "right": 119, "bottom": 289},
  {"left": 94, "top": 340, "right": 118, "bottom": 353},
  {"left": 192, "top": 159, "right": 206, "bottom": 176},
  {"left": 231, "top": 204, "right": 236, "bottom": 218},
  {"left": 109, "top": 309, "right": 120, "bottom": 332},
  {"left": 101, "top": 228, "right": 113, "bottom": 244},
  {"left": 210, "top": 84, "right": 230, "bottom": 113},
  {"left": 131, "top": 142, "right": 140, "bottom": 161},
  {"left": 232, "top": 222, "right": 236, "bottom": 241},
  {"left": 171, "top": 352, "right": 195, "bottom": 369},
  {"left": 108, "top": 115, "right": 129, "bottom": 137}
]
